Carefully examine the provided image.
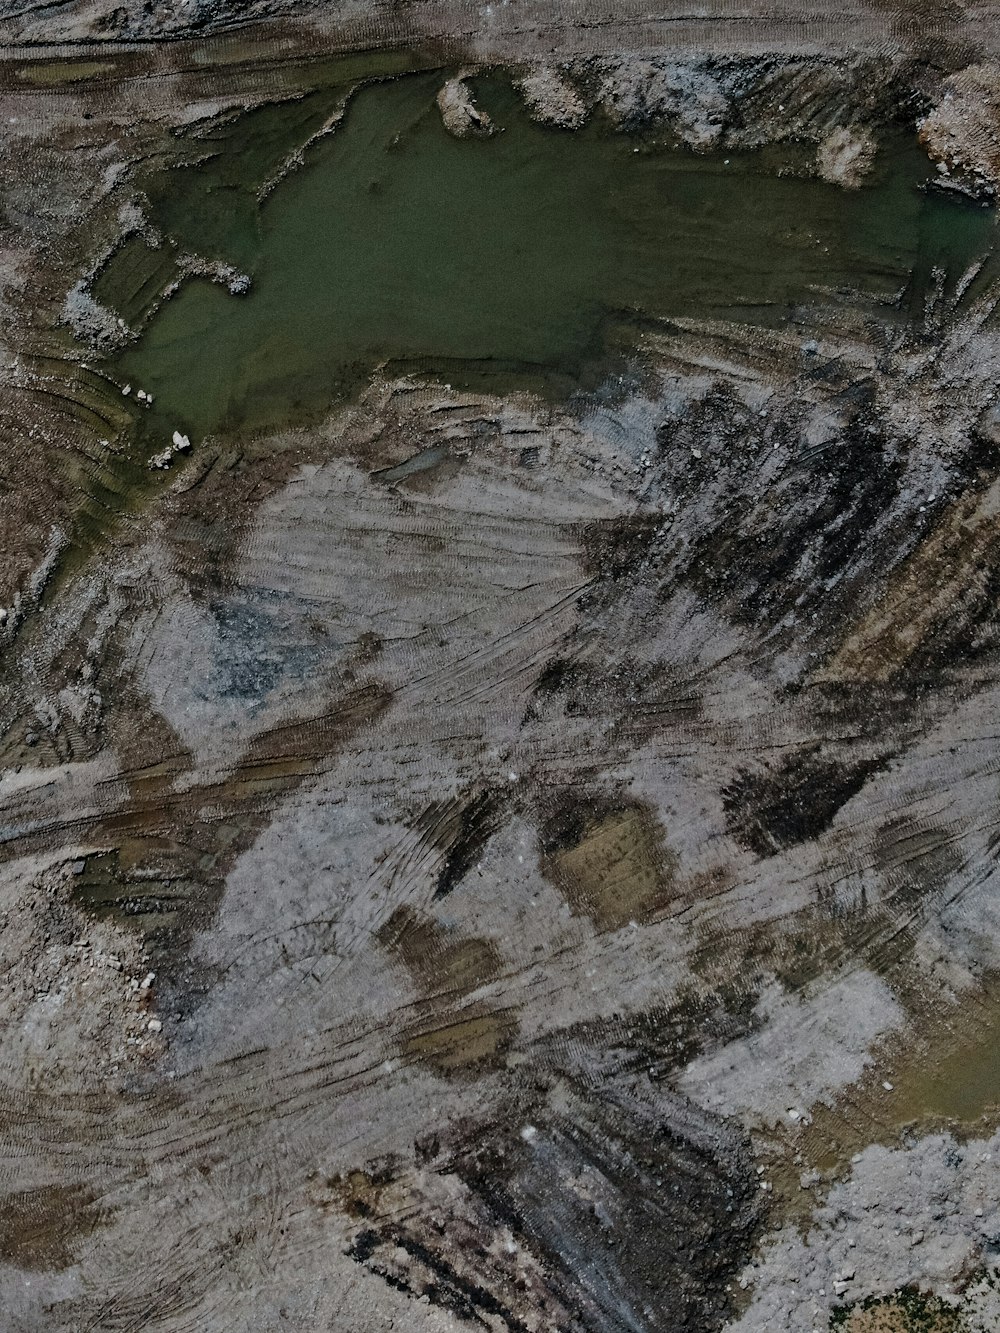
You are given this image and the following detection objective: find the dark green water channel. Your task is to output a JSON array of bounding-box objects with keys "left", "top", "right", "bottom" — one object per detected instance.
[{"left": 108, "top": 68, "right": 995, "bottom": 446}]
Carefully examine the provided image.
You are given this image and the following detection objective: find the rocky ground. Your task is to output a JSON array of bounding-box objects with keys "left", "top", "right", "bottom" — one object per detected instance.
[{"left": 2, "top": 4, "right": 1000, "bottom": 1332}]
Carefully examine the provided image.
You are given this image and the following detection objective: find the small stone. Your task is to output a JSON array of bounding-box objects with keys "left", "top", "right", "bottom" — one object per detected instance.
[
  {"left": 882, "top": 1081, "right": 894, "bottom": 1091},
  {"left": 520, "top": 1124, "right": 537, "bottom": 1142},
  {"left": 911, "top": 1229, "right": 924, "bottom": 1246},
  {"left": 834, "top": 1281, "right": 850, "bottom": 1296},
  {"left": 122, "top": 384, "right": 131, "bottom": 395},
  {"left": 171, "top": 430, "right": 191, "bottom": 451},
  {"left": 147, "top": 1018, "right": 162, "bottom": 1034}
]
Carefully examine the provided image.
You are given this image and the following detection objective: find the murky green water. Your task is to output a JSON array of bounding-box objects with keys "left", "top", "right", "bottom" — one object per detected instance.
[
  {"left": 107, "top": 68, "right": 995, "bottom": 448},
  {"left": 886, "top": 998, "right": 1000, "bottom": 1128}
]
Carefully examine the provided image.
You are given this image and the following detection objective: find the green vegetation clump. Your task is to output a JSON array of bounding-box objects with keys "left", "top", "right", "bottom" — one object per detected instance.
[{"left": 830, "top": 1286, "right": 965, "bottom": 1333}]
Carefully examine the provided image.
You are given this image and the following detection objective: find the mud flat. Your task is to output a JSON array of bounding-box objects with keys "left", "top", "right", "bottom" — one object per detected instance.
[{"left": 2, "top": 9, "right": 1000, "bottom": 1333}]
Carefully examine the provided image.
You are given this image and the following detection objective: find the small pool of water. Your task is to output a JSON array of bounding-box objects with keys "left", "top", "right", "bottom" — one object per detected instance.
[
  {"left": 108, "top": 68, "right": 996, "bottom": 447},
  {"left": 886, "top": 996, "right": 1000, "bottom": 1129}
]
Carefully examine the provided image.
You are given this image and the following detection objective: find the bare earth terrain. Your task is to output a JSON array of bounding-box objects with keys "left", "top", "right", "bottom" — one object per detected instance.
[{"left": 3, "top": 3, "right": 1000, "bottom": 1332}]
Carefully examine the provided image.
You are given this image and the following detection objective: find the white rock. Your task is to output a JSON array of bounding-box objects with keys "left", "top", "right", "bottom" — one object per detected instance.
[
  {"left": 147, "top": 1018, "right": 162, "bottom": 1034},
  {"left": 171, "top": 431, "right": 191, "bottom": 451}
]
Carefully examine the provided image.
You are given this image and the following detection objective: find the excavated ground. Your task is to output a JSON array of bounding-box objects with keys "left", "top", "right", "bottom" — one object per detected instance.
[{"left": 3, "top": 4, "right": 1000, "bottom": 1332}]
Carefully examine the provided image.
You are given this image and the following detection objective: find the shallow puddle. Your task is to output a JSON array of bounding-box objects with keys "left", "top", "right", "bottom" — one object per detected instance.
[
  {"left": 17, "top": 60, "right": 114, "bottom": 86},
  {"left": 105, "top": 68, "right": 996, "bottom": 449},
  {"left": 888, "top": 1002, "right": 1000, "bottom": 1127}
]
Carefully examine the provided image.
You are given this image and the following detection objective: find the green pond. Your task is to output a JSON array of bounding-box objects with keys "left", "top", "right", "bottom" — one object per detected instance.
[{"left": 104, "top": 67, "right": 996, "bottom": 448}]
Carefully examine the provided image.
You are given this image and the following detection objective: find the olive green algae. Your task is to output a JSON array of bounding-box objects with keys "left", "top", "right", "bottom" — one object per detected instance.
[{"left": 107, "top": 69, "right": 995, "bottom": 449}]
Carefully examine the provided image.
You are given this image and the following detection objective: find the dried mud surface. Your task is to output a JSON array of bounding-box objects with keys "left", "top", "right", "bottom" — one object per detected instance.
[{"left": 3, "top": 5, "right": 1000, "bottom": 1333}]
